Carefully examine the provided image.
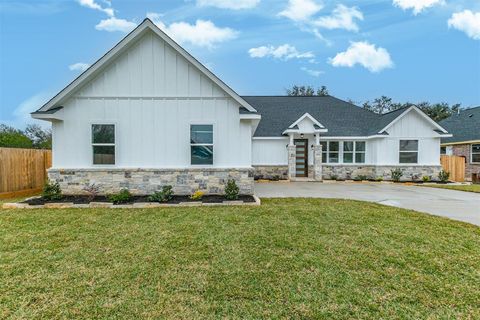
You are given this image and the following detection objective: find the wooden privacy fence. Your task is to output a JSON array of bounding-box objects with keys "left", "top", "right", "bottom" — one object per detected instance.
[
  {"left": 0, "top": 147, "right": 52, "bottom": 198},
  {"left": 440, "top": 155, "right": 465, "bottom": 182}
]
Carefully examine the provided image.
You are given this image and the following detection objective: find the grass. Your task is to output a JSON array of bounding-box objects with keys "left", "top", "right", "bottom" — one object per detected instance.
[
  {"left": 421, "top": 184, "right": 480, "bottom": 193},
  {"left": 1, "top": 198, "right": 479, "bottom": 319}
]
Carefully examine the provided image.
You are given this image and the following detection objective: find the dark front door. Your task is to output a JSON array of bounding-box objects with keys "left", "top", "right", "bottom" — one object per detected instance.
[{"left": 294, "top": 139, "right": 308, "bottom": 177}]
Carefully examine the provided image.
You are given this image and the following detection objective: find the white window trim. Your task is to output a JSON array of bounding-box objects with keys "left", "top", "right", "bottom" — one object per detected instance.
[
  {"left": 343, "top": 141, "right": 366, "bottom": 164},
  {"left": 399, "top": 140, "right": 418, "bottom": 164},
  {"left": 91, "top": 123, "right": 116, "bottom": 166},
  {"left": 190, "top": 123, "right": 214, "bottom": 166},
  {"left": 471, "top": 144, "right": 480, "bottom": 164}
]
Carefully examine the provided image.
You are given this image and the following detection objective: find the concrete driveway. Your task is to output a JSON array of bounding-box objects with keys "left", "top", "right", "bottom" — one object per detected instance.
[{"left": 255, "top": 182, "right": 480, "bottom": 226}]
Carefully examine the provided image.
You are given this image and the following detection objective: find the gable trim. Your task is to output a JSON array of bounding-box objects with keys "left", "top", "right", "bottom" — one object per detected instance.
[
  {"left": 378, "top": 106, "right": 449, "bottom": 134},
  {"left": 289, "top": 113, "right": 326, "bottom": 129},
  {"left": 35, "top": 18, "right": 256, "bottom": 113}
]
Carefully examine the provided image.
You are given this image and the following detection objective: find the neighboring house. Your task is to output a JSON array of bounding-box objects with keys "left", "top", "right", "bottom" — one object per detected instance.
[
  {"left": 439, "top": 107, "right": 480, "bottom": 182},
  {"left": 32, "top": 19, "right": 451, "bottom": 195}
]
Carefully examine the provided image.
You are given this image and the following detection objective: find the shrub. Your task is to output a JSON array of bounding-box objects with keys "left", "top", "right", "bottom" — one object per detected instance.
[
  {"left": 148, "top": 185, "right": 174, "bottom": 203},
  {"left": 422, "top": 176, "right": 431, "bottom": 182},
  {"left": 271, "top": 175, "right": 280, "bottom": 181},
  {"left": 42, "top": 180, "right": 63, "bottom": 201},
  {"left": 190, "top": 190, "right": 205, "bottom": 201},
  {"left": 330, "top": 174, "right": 338, "bottom": 181},
  {"left": 391, "top": 168, "right": 403, "bottom": 182},
  {"left": 375, "top": 176, "right": 384, "bottom": 182},
  {"left": 438, "top": 170, "right": 450, "bottom": 183},
  {"left": 83, "top": 183, "right": 100, "bottom": 201},
  {"left": 108, "top": 189, "right": 132, "bottom": 204},
  {"left": 354, "top": 175, "right": 368, "bottom": 181},
  {"left": 224, "top": 179, "right": 239, "bottom": 200}
]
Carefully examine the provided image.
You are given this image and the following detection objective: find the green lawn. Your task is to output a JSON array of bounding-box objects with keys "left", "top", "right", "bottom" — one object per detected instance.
[
  {"left": 1, "top": 199, "right": 479, "bottom": 319},
  {"left": 422, "top": 184, "right": 480, "bottom": 193}
]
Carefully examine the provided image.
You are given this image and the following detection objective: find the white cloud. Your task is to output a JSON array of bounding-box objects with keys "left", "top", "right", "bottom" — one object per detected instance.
[
  {"left": 448, "top": 10, "right": 480, "bottom": 40},
  {"left": 392, "top": 0, "right": 444, "bottom": 15},
  {"left": 301, "top": 67, "right": 324, "bottom": 77},
  {"left": 95, "top": 17, "right": 136, "bottom": 32},
  {"left": 279, "top": 0, "right": 323, "bottom": 22},
  {"left": 147, "top": 13, "right": 238, "bottom": 48},
  {"left": 329, "top": 41, "right": 393, "bottom": 73},
  {"left": 77, "top": 0, "right": 113, "bottom": 17},
  {"left": 248, "top": 44, "right": 314, "bottom": 60},
  {"left": 0, "top": 93, "right": 52, "bottom": 130},
  {"left": 313, "top": 5, "right": 363, "bottom": 32},
  {"left": 68, "top": 62, "right": 90, "bottom": 72},
  {"left": 197, "top": 0, "right": 260, "bottom": 10}
]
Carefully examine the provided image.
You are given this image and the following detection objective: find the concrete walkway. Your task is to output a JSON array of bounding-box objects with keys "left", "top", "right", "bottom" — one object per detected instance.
[{"left": 255, "top": 182, "right": 480, "bottom": 226}]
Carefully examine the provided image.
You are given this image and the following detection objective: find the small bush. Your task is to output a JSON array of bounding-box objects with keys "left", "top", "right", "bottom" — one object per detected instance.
[
  {"left": 42, "top": 180, "right": 63, "bottom": 201},
  {"left": 354, "top": 175, "right": 368, "bottom": 181},
  {"left": 330, "top": 174, "right": 338, "bottom": 181},
  {"left": 271, "top": 175, "right": 280, "bottom": 181},
  {"left": 391, "top": 168, "right": 403, "bottom": 182},
  {"left": 438, "top": 170, "right": 450, "bottom": 183},
  {"left": 190, "top": 190, "right": 205, "bottom": 201},
  {"left": 375, "top": 176, "right": 384, "bottom": 182},
  {"left": 224, "top": 179, "right": 239, "bottom": 200},
  {"left": 148, "top": 185, "right": 174, "bottom": 203},
  {"left": 83, "top": 183, "right": 100, "bottom": 201},
  {"left": 108, "top": 189, "right": 132, "bottom": 204},
  {"left": 422, "top": 176, "right": 431, "bottom": 182}
]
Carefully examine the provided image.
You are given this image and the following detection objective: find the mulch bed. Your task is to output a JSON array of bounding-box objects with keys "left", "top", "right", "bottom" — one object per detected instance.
[{"left": 22, "top": 195, "right": 256, "bottom": 206}]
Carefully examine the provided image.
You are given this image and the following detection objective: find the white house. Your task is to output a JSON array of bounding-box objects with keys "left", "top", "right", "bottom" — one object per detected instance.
[{"left": 32, "top": 19, "right": 451, "bottom": 195}]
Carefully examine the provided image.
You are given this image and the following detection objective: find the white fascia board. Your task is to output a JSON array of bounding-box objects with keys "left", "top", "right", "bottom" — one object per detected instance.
[
  {"left": 441, "top": 140, "right": 480, "bottom": 146},
  {"left": 288, "top": 112, "right": 325, "bottom": 129},
  {"left": 37, "top": 19, "right": 257, "bottom": 113},
  {"left": 379, "top": 106, "right": 449, "bottom": 134},
  {"left": 252, "top": 137, "right": 289, "bottom": 140},
  {"left": 239, "top": 114, "right": 261, "bottom": 120}
]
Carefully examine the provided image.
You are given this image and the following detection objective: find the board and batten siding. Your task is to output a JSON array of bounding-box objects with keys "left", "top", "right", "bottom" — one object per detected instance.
[{"left": 51, "top": 30, "right": 251, "bottom": 169}]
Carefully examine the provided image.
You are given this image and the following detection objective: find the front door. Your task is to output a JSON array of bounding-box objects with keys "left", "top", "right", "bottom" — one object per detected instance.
[{"left": 294, "top": 139, "right": 308, "bottom": 177}]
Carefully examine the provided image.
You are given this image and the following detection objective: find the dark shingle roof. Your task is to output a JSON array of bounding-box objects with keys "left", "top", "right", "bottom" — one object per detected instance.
[
  {"left": 439, "top": 106, "right": 480, "bottom": 144},
  {"left": 241, "top": 96, "right": 412, "bottom": 137}
]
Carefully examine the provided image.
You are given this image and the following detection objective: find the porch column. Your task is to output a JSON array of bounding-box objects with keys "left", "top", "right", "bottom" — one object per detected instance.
[
  {"left": 287, "top": 133, "right": 296, "bottom": 180},
  {"left": 313, "top": 135, "right": 323, "bottom": 181}
]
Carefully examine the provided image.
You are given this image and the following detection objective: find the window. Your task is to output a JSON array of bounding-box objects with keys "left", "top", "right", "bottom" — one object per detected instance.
[
  {"left": 92, "top": 124, "right": 115, "bottom": 165},
  {"left": 440, "top": 146, "right": 446, "bottom": 155},
  {"left": 328, "top": 141, "right": 339, "bottom": 163},
  {"left": 344, "top": 141, "right": 366, "bottom": 164},
  {"left": 191, "top": 124, "right": 213, "bottom": 165},
  {"left": 399, "top": 140, "right": 418, "bottom": 164},
  {"left": 472, "top": 144, "right": 480, "bottom": 163}
]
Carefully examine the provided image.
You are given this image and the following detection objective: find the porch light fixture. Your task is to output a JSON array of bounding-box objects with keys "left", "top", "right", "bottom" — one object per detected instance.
[{"left": 300, "top": 133, "right": 304, "bottom": 138}]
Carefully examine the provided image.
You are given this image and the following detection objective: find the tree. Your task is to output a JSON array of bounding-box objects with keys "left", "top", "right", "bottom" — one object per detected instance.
[
  {"left": 362, "top": 96, "right": 400, "bottom": 114},
  {"left": 24, "top": 124, "right": 52, "bottom": 149},
  {"left": 286, "top": 85, "right": 329, "bottom": 96},
  {"left": 0, "top": 124, "right": 33, "bottom": 148}
]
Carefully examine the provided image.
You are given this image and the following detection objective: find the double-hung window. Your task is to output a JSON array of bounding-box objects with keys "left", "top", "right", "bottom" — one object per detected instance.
[
  {"left": 92, "top": 124, "right": 115, "bottom": 165},
  {"left": 399, "top": 140, "right": 418, "bottom": 164},
  {"left": 190, "top": 124, "right": 213, "bottom": 165},
  {"left": 472, "top": 144, "right": 480, "bottom": 163},
  {"left": 343, "top": 141, "right": 366, "bottom": 163},
  {"left": 320, "top": 141, "right": 339, "bottom": 163}
]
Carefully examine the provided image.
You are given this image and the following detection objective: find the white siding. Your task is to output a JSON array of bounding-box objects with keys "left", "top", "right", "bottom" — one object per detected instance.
[
  {"left": 252, "top": 139, "right": 288, "bottom": 165},
  {"left": 52, "top": 30, "right": 251, "bottom": 169}
]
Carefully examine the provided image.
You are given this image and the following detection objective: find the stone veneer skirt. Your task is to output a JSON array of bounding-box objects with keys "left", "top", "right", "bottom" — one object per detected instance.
[{"left": 48, "top": 168, "right": 254, "bottom": 195}]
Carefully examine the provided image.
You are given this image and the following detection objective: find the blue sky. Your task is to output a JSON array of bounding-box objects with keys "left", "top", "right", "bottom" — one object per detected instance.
[{"left": 1, "top": 0, "right": 479, "bottom": 128}]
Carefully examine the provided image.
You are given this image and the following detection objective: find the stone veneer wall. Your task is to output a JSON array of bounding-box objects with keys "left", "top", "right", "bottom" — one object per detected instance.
[
  {"left": 253, "top": 166, "right": 289, "bottom": 180},
  {"left": 451, "top": 144, "right": 480, "bottom": 182},
  {"left": 48, "top": 168, "right": 254, "bottom": 195},
  {"left": 322, "top": 165, "right": 443, "bottom": 181}
]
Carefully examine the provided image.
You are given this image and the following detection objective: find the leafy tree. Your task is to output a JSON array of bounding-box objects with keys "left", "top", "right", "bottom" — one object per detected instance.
[
  {"left": 0, "top": 124, "right": 33, "bottom": 148},
  {"left": 286, "top": 85, "right": 329, "bottom": 96},
  {"left": 24, "top": 124, "right": 52, "bottom": 149}
]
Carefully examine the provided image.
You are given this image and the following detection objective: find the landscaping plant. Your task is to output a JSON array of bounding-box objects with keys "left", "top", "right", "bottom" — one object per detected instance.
[
  {"left": 42, "top": 180, "right": 63, "bottom": 201},
  {"left": 224, "top": 179, "right": 239, "bottom": 200},
  {"left": 82, "top": 183, "right": 100, "bottom": 202},
  {"left": 108, "top": 189, "right": 133, "bottom": 204},
  {"left": 391, "top": 168, "right": 403, "bottom": 182},
  {"left": 422, "top": 176, "right": 431, "bottom": 183},
  {"left": 438, "top": 170, "right": 450, "bottom": 183},
  {"left": 190, "top": 190, "right": 205, "bottom": 201},
  {"left": 148, "top": 185, "right": 174, "bottom": 203},
  {"left": 375, "top": 176, "right": 384, "bottom": 182},
  {"left": 330, "top": 175, "right": 338, "bottom": 181}
]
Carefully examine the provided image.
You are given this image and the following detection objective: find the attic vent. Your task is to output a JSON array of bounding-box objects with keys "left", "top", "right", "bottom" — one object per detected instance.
[{"left": 469, "top": 114, "right": 474, "bottom": 118}]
